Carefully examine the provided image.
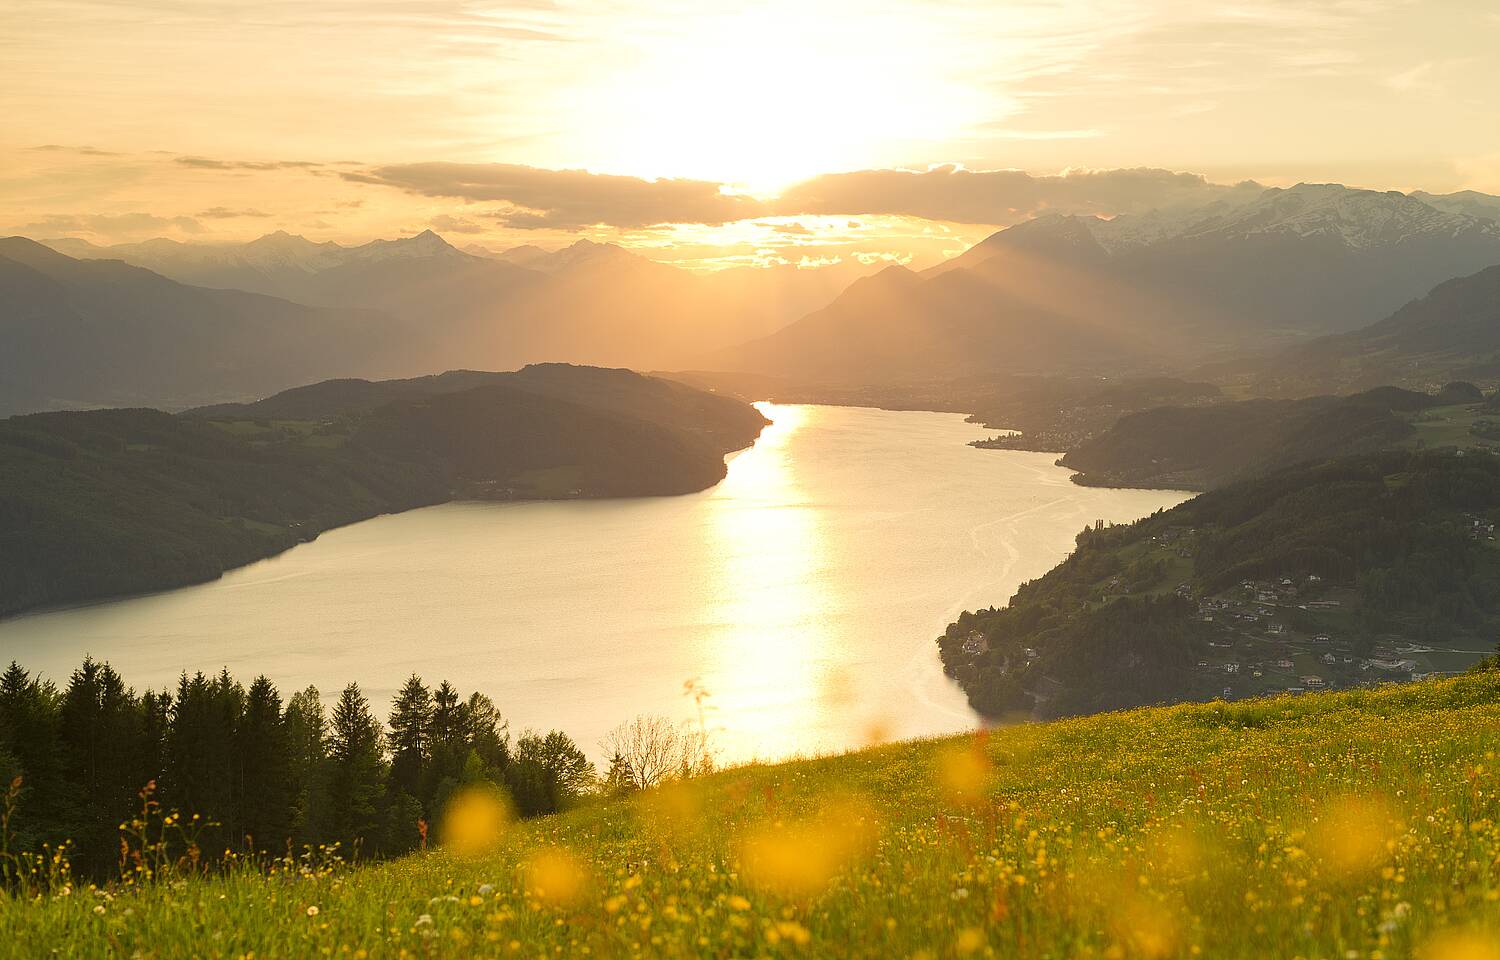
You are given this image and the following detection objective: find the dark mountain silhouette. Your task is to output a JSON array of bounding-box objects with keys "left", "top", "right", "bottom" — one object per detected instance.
[{"left": 0, "top": 237, "right": 411, "bottom": 416}]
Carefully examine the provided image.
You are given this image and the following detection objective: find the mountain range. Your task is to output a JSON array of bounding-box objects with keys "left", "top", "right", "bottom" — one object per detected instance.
[
  {"left": 1236, "top": 263, "right": 1500, "bottom": 395},
  {"left": 722, "top": 184, "right": 1500, "bottom": 384},
  {"left": 0, "top": 236, "right": 413, "bottom": 415},
  {"left": 41, "top": 231, "right": 877, "bottom": 383},
  {"left": 11, "top": 180, "right": 1500, "bottom": 413}
]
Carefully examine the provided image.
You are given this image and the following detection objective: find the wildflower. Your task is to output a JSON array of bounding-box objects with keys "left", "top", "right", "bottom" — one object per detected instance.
[
  {"left": 306, "top": 905, "right": 319, "bottom": 917},
  {"left": 1309, "top": 794, "right": 1400, "bottom": 876},
  {"left": 1419, "top": 929, "right": 1500, "bottom": 960},
  {"left": 440, "top": 785, "right": 512, "bottom": 858},
  {"left": 956, "top": 928, "right": 986, "bottom": 955},
  {"left": 936, "top": 742, "right": 994, "bottom": 806},
  {"left": 524, "top": 848, "right": 588, "bottom": 907},
  {"left": 740, "top": 795, "right": 878, "bottom": 897}
]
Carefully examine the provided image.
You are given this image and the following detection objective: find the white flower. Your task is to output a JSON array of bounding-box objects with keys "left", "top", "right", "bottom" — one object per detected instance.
[
  {"left": 92, "top": 905, "right": 106, "bottom": 915},
  {"left": 478, "top": 884, "right": 495, "bottom": 896},
  {"left": 306, "top": 905, "right": 320, "bottom": 917},
  {"left": 415, "top": 914, "right": 433, "bottom": 927}
]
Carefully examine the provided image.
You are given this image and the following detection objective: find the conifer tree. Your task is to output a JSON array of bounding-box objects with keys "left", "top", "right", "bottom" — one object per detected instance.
[
  {"left": 325, "top": 683, "right": 387, "bottom": 858},
  {"left": 283, "top": 686, "right": 328, "bottom": 846},
  {"left": 386, "top": 675, "right": 432, "bottom": 802},
  {"left": 237, "top": 676, "right": 293, "bottom": 854},
  {"left": 58, "top": 658, "right": 140, "bottom": 868}
]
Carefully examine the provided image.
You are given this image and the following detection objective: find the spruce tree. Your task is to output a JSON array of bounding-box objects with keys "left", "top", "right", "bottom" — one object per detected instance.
[
  {"left": 325, "top": 683, "right": 387, "bottom": 859},
  {"left": 237, "top": 676, "right": 293, "bottom": 854},
  {"left": 0, "top": 663, "right": 65, "bottom": 850},
  {"left": 386, "top": 675, "right": 432, "bottom": 802},
  {"left": 58, "top": 659, "right": 141, "bottom": 869},
  {"left": 283, "top": 686, "right": 328, "bottom": 846}
]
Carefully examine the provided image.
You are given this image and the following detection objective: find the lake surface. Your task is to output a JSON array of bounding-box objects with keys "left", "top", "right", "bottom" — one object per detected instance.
[{"left": 0, "top": 404, "right": 1187, "bottom": 763}]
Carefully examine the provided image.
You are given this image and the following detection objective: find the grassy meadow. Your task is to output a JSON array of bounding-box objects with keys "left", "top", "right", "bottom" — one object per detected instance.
[{"left": 7, "top": 675, "right": 1500, "bottom": 959}]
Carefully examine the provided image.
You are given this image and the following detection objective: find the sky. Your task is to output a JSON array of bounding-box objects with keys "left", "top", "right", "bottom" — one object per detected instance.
[{"left": 3, "top": 0, "right": 1499, "bottom": 269}]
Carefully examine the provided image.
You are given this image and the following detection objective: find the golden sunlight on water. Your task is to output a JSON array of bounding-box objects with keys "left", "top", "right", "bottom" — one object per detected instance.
[
  {"left": 702, "top": 404, "right": 826, "bottom": 752},
  {"left": 0, "top": 404, "right": 1187, "bottom": 763}
]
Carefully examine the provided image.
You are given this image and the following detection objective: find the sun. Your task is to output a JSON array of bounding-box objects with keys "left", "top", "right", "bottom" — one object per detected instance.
[{"left": 573, "top": 2, "right": 979, "bottom": 195}]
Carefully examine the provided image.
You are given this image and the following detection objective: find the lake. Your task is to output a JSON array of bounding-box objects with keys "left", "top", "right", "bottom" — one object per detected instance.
[{"left": 0, "top": 403, "right": 1187, "bottom": 763}]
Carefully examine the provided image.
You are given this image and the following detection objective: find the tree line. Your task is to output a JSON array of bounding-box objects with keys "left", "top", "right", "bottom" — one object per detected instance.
[{"left": 0, "top": 659, "right": 599, "bottom": 878}]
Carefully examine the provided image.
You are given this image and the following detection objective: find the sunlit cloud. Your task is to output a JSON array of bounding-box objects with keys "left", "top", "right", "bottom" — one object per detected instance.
[
  {"left": 343, "top": 162, "right": 764, "bottom": 229},
  {"left": 17, "top": 211, "right": 203, "bottom": 239},
  {"left": 197, "top": 207, "right": 272, "bottom": 219}
]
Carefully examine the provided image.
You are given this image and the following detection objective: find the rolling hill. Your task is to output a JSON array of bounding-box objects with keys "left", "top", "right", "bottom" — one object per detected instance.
[
  {"left": 941, "top": 449, "right": 1500, "bottom": 719},
  {"left": 0, "top": 365, "right": 766, "bottom": 617},
  {"left": 7, "top": 672, "right": 1500, "bottom": 959},
  {"left": 1054, "top": 387, "right": 1446, "bottom": 490}
]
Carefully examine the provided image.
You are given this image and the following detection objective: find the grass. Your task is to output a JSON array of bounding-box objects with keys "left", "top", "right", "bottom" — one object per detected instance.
[
  {"left": 7, "top": 675, "right": 1500, "bottom": 958},
  {"left": 1403, "top": 403, "right": 1500, "bottom": 452}
]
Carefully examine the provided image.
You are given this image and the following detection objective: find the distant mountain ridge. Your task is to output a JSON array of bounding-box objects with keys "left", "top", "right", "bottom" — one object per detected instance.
[
  {"left": 39, "top": 231, "right": 881, "bottom": 378},
  {"left": 1238, "top": 264, "right": 1500, "bottom": 395},
  {"left": 0, "top": 236, "right": 412, "bottom": 415},
  {"left": 722, "top": 183, "right": 1500, "bottom": 385}
]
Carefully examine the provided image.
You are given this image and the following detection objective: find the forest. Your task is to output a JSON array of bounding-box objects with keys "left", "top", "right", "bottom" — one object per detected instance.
[
  {"left": 0, "top": 659, "right": 611, "bottom": 880},
  {"left": 0, "top": 365, "right": 767, "bottom": 618},
  {"left": 1057, "top": 385, "right": 1482, "bottom": 490},
  {"left": 939, "top": 449, "right": 1500, "bottom": 718}
]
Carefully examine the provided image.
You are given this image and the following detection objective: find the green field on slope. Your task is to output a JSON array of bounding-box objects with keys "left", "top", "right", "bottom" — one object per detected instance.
[{"left": 7, "top": 676, "right": 1500, "bottom": 959}]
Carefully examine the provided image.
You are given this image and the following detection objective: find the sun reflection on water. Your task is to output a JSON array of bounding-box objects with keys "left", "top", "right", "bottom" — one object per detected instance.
[{"left": 700, "top": 403, "right": 832, "bottom": 758}]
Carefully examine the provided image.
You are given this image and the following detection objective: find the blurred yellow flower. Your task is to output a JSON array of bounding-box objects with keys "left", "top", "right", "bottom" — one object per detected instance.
[
  {"left": 740, "top": 796, "right": 879, "bottom": 898},
  {"left": 524, "top": 848, "right": 589, "bottom": 908},
  {"left": 439, "top": 785, "right": 513, "bottom": 858},
  {"left": 1308, "top": 793, "right": 1400, "bottom": 876},
  {"left": 1420, "top": 930, "right": 1500, "bottom": 960},
  {"left": 936, "top": 741, "right": 995, "bottom": 806}
]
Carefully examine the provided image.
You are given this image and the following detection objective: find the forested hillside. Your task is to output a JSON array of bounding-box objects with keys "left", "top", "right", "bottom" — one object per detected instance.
[
  {"left": 1052, "top": 384, "right": 1500, "bottom": 489},
  {"left": 0, "top": 366, "right": 766, "bottom": 617},
  {"left": 940, "top": 450, "right": 1500, "bottom": 718}
]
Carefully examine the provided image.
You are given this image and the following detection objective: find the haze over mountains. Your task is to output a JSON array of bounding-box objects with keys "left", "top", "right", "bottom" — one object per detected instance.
[
  {"left": 41, "top": 231, "right": 876, "bottom": 377},
  {"left": 7, "top": 180, "right": 1500, "bottom": 415},
  {"left": 0, "top": 236, "right": 412, "bottom": 415},
  {"left": 1241, "top": 263, "right": 1500, "bottom": 395},
  {"left": 724, "top": 184, "right": 1500, "bottom": 384}
]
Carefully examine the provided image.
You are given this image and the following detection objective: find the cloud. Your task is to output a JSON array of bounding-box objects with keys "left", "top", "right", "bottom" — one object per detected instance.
[
  {"left": 1386, "top": 62, "right": 1435, "bottom": 92},
  {"left": 28, "top": 144, "right": 123, "bottom": 157},
  {"left": 343, "top": 162, "right": 765, "bottom": 229},
  {"left": 19, "top": 212, "right": 202, "bottom": 239},
  {"left": 759, "top": 221, "right": 815, "bottom": 236},
  {"left": 344, "top": 160, "right": 1266, "bottom": 230},
  {"left": 175, "top": 155, "right": 323, "bottom": 171},
  {"left": 196, "top": 206, "right": 271, "bottom": 219},
  {"left": 772, "top": 165, "right": 1262, "bottom": 225},
  {"left": 429, "top": 214, "right": 486, "bottom": 234}
]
